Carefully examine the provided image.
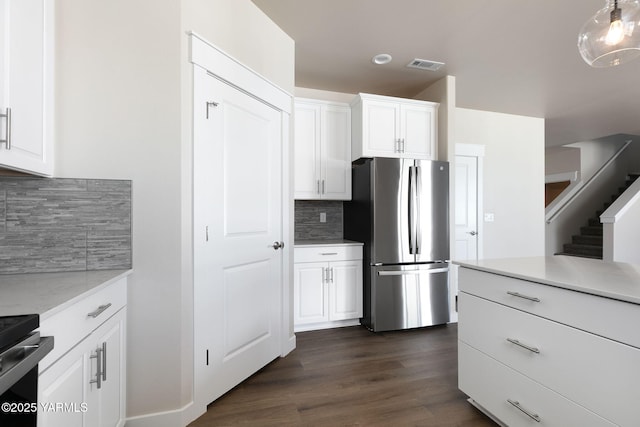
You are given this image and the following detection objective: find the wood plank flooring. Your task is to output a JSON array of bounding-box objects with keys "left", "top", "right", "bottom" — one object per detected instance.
[{"left": 189, "top": 324, "right": 495, "bottom": 426}]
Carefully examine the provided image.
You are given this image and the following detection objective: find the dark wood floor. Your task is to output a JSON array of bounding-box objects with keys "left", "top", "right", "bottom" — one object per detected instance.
[{"left": 189, "top": 323, "right": 495, "bottom": 426}]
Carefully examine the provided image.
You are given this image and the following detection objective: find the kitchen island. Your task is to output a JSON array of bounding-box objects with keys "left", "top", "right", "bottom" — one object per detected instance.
[{"left": 455, "top": 256, "right": 640, "bottom": 427}]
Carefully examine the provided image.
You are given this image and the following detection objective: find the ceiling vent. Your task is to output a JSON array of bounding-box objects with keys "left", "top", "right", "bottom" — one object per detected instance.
[{"left": 406, "top": 58, "right": 445, "bottom": 71}]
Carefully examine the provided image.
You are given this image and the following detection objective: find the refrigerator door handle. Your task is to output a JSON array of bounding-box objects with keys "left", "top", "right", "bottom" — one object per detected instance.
[
  {"left": 415, "top": 165, "right": 422, "bottom": 254},
  {"left": 377, "top": 267, "right": 449, "bottom": 276},
  {"left": 408, "top": 165, "right": 415, "bottom": 254}
]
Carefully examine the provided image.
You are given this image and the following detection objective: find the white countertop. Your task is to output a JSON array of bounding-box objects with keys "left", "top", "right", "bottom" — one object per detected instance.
[
  {"left": 454, "top": 256, "right": 640, "bottom": 305},
  {"left": 0, "top": 269, "right": 133, "bottom": 320},
  {"left": 295, "top": 239, "right": 363, "bottom": 247}
]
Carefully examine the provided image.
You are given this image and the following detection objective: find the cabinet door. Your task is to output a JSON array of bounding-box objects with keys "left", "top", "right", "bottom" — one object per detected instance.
[
  {"left": 294, "top": 262, "right": 329, "bottom": 325},
  {"left": 0, "top": 0, "right": 54, "bottom": 175},
  {"left": 328, "top": 260, "right": 363, "bottom": 321},
  {"left": 38, "top": 335, "right": 91, "bottom": 427},
  {"left": 361, "top": 99, "right": 400, "bottom": 158},
  {"left": 400, "top": 103, "right": 435, "bottom": 159},
  {"left": 93, "top": 309, "right": 126, "bottom": 427},
  {"left": 294, "top": 101, "right": 321, "bottom": 199},
  {"left": 321, "top": 104, "right": 351, "bottom": 200}
]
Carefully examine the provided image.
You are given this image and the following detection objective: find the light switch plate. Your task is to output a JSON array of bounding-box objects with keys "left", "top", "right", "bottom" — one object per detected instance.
[{"left": 484, "top": 213, "right": 495, "bottom": 222}]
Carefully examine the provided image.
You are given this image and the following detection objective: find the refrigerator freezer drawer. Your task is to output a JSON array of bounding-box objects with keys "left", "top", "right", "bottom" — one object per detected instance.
[{"left": 369, "top": 265, "right": 450, "bottom": 332}]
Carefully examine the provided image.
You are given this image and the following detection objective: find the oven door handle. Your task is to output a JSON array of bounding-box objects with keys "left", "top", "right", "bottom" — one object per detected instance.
[{"left": 0, "top": 333, "right": 54, "bottom": 396}]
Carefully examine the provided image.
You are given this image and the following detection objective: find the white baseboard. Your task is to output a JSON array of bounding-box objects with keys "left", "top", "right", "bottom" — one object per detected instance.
[{"left": 125, "top": 401, "right": 202, "bottom": 427}]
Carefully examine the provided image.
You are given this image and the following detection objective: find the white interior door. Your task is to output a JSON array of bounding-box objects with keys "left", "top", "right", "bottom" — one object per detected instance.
[
  {"left": 454, "top": 155, "right": 479, "bottom": 261},
  {"left": 193, "top": 65, "right": 283, "bottom": 404}
]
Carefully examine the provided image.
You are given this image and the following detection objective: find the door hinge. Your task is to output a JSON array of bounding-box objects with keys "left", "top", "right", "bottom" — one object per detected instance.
[
  {"left": 206, "top": 101, "right": 219, "bottom": 119},
  {"left": 206, "top": 349, "right": 209, "bottom": 366}
]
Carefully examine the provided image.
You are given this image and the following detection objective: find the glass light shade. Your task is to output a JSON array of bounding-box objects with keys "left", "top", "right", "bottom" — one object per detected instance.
[{"left": 578, "top": 0, "right": 640, "bottom": 67}]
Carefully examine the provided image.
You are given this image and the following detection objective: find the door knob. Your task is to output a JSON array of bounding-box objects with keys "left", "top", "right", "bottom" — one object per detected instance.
[
  {"left": 467, "top": 231, "right": 477, "bottom": 236},
  {"left": 272, "top": 241, "right": 285, "bottom": 250}
]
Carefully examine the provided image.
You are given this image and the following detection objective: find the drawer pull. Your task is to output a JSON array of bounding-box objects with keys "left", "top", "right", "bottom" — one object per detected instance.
[
  {"left": 507, "top": 399, "right": 541, "bottom": 422},
  {"left": 507, "top": 291, "right": 540, "bottom": 303},
  {"left": 506, "top": 338, "right": 540, "bottom": 354},
  {"left": 320, "top": 252, "right": 338, "bottom": 256},
  {"left": 87, "top": 303, "right": 112, "bottom": 318}
]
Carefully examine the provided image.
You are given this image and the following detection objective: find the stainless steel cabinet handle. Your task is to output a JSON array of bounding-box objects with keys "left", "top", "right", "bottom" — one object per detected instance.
[
  {"left": 272, "top": 241, "right": 285, "bottom": 250},
  {"left": 320, "top": 252, "right": 338, "bottom": 256},
  {"left": 317, "top": 180, "right": 321, "bottom": 194},
  {"left": 87, "top": 303, "right": 112, "bottom": 318},
  {"left": 506, "top": 338, "right": 540, "bottom": 354},
  {"left": 322, "top": 180, "right": 326, "bottom": 194},
  {"left": 90, "top": 346, "right": 103, "bottom": 389},
  {"left": 329, "top": 267, "right": 334, "bottom": 283},
  {"left": 401, "top": 138, "right": 405, "bottom": 152},
  {"left": 507, "top": 399, "right": 541, "bottom": 422},
  {"left": 101, "top": 342, "right": 107, "bottom": 381},
  {"left": 507, "top": 291, "right": 540, "bottom": 303},
  {"left": 0, "top": 107, "right": 11, "bottom": 149}
]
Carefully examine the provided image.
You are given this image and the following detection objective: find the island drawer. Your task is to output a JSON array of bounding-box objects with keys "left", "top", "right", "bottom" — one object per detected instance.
[
  {"left": 459, "top": 291, "right": 639, "bottom": 427},
  {"left": 458, "top": 267, "right": 640, "bottom": 348},
  {"left": 38, "top": 277, "right": 127, "bottom": 372},
  {"left": 459, "top": 341, "right": 616, "bottom": 427},
  {"left": 295, "top": 245, "right": 362, "bottom": 263}
]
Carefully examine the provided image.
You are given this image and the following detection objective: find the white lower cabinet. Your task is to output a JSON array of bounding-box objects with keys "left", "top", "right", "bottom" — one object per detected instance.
[
  {"left": 294, "top": 244, "right": 363, "bottom": 331},
  {"left": 458, "top": 267, "right": 639, "bottom": 427},
  {"left": 38, "top": 279, "right": 127, "bottom": 427}
]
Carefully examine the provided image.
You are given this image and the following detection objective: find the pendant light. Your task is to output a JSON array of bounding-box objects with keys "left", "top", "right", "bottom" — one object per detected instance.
[{"left": 578, "top": 0, "right": 640, "bottom": 67}]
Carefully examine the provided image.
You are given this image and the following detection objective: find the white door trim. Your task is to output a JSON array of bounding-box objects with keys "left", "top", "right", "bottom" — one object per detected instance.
[{"left": 189, "top": 32, "right": 294, "bottom": 422}]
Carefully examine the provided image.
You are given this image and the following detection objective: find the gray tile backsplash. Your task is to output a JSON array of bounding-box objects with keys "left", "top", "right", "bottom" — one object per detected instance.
[
  {"left": 0, "top": 177, "right": 132, "bottom": 274},
  {"left": 295, "top": 200, "right": 343, "bottom": 241}
]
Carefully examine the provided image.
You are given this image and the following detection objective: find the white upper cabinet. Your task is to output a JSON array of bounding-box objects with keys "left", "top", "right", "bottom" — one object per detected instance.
[
  {"left": 0, "top": 0, "right": 54, "bottom": 176},
  {"left": 351, "top": 93, "right": 438, "bottom": 161},
  {"left": 294, "top": 98, "right": 351, "bottom": 200}
]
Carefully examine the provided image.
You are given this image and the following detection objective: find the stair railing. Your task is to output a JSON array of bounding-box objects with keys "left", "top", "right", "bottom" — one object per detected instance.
[{"left": 546, "top": 140, "right": 632, "bottom": 224}]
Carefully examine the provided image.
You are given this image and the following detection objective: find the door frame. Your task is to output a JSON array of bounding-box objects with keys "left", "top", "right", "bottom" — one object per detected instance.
[
  {"left": 450, "top": 144, "right": 484, "bottom": 323},
  {"left": 455, "top": 143, "right": 484, "bottom": 260},
  {"left": 189, "top": 32, "right": 294, "bottom": 417}
]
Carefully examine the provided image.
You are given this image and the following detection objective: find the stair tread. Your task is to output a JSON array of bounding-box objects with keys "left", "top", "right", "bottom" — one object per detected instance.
[
  {"left": 555, "top": 252, "right": 602, "bottom": 259},
  {"left": 572, "top": 235, "right": 603, "bottom": 245}
]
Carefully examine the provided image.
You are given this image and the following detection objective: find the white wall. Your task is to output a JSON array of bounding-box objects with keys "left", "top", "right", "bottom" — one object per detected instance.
[
  {"left": 456, "top": 108, "right": 545, "bottom": 259},
  {"left": 295, "top": 87, "right": 355, "bottom": 103},
  {"left": 546, "top": 146, "right": 580, "bottom": 176},
  {"left": 413, "top": 76, "right": 456, "bottom": 162},
  {"left": 55, "top": 0, "right": 294, "bottom": 425}
]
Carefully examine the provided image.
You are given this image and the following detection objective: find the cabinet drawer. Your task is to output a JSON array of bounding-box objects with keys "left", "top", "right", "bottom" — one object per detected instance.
[
  {"left": 39, "top": 278, "right": 127, "bottom": 372},
  {"left": 295, "top": 245, "right": 362, "bottom": 263},
  {"left": 459, "top": 292, "right": 639, "bottom": 426},
  {"left": 459, "top": 342, "right": 615, "bottom": 427},
  {"left": 459, "top": 267, "right": 640, "bottom": 348}
]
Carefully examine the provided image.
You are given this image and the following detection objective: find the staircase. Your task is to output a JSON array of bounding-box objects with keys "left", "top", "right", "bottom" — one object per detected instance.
[{"left": 558, "top": 173, "right": 640, "bottom": 259}]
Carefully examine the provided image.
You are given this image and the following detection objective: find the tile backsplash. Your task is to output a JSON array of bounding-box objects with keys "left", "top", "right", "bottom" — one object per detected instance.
[
  {"left": 0, "top": 177, "right": 132, "bottom": 274},
  {"left": 295, "top": 200, "right": 343, "bottom": 241}
]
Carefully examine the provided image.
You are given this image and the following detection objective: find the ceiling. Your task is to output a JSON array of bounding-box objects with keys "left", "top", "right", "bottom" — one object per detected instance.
[{"left": 251, "top": 0, "right": 640, "bottom": 147}]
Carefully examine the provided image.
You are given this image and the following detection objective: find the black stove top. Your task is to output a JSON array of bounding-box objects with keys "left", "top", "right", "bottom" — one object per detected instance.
[{"left": 0, "top": 315, "right": 39, "bottom": 351}]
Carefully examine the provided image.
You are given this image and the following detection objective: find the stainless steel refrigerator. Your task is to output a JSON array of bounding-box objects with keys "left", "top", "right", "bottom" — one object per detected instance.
[{"left": 344, "top": 158, "right": 450, "bottom": 332}]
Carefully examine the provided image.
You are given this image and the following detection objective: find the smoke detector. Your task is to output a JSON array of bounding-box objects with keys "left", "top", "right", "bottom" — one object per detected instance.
[{"left": 406, "top": 58, "right": 445, "bottom": 71}]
